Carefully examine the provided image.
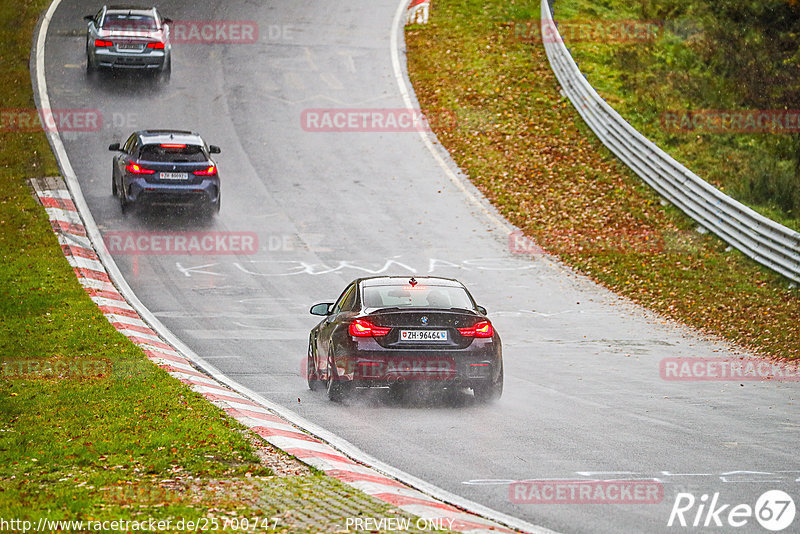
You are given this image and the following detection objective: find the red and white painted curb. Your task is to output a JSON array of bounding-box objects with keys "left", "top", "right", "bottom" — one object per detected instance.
[
  {"left": 30, "top": 177, "right": 517, "bottom": 533},
  {"left": 406, "top": 0, "right": 431, "bottom": 25}
]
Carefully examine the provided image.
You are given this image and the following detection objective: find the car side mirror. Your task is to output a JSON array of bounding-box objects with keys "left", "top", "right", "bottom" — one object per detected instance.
[
  {"left": 162, "top": 18, "right": 173, "bottom": 25},
  {"left": 477, "top": 305, "right": 487, "bottom": 315},
  {"left": 208, "top": 145, "right": 221, "bottom": 154},
  {"left": 310, "top": 303, "right": 333, "bottom": 316},
  {"left": 108, "top": 142, "right": 121, "bottom": 151},
  {"left": 84, "top": 15, "right": 94, "bottom": 22}
]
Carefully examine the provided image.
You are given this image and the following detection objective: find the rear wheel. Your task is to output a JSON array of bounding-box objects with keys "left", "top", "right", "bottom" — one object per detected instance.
[
  {"left": 118, "top": 185, "right": 129, "bottom": 214},
  {"left": 86, "top": 43, "right": 97, "bottom": 74},
  {"left": 158, "top": 57, "right": 171, "bottom": 82},
  {"left": 473, "top": 365, "right": 503, "bottom": 402},
  {"left": 111, "top": 174, "right": 117, "bottom": 196},
  {"left": 86, "top": 51, "right": 95, "bottom": 73},
  {"left": 307, "top": 346, "right": 324, "bottom": 391},
  {"left": 326, "top": 357, "right": 351, "bottom": 402}
]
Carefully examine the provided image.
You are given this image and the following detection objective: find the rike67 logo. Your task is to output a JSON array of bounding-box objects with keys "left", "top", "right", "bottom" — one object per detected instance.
[{"left": 668, "top": 490, "right": 796, "bottom": 531}]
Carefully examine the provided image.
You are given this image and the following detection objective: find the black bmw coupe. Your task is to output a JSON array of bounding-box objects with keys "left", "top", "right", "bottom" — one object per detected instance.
[{"left": 307, "top": 276, "right": 503, "bottom": 402}]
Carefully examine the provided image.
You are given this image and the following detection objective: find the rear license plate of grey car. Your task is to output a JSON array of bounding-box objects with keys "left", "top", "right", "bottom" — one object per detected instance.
[{"left": 160, "top": 172, "right": 189, "bottom": 180}]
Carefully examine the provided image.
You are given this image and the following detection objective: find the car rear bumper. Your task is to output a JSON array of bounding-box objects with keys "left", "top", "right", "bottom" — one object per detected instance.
[
  {"left": 124, "top": 178, "right": 219, "bottom": 208},
  {"left": 90, "top": 48, "right": 167, "bottom": 69},
  {"left": 332, "top": 349, "right": 501, "bottom": 386}
]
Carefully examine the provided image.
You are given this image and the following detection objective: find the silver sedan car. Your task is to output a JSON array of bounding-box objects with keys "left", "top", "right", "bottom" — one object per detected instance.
[{"left": 85, "top": 6, "right": 172, "bottom": 76}]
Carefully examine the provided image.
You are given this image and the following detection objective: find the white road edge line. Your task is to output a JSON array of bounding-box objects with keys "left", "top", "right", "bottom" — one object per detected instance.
[
  {"left": 31, "top": 1, "right": 556, "bottom": 533},
  {"left": 390, "top": 1, "right": 514, "bottom": 236}
]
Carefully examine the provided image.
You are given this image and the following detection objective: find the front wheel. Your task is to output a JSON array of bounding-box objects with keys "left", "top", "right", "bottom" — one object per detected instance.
[{"left": 473, "top": 365, "right": 503, "bottom": 402}]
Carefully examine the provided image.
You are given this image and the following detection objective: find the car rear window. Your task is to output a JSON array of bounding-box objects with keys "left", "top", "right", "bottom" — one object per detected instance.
[
  {"left": 362, "top": 285, "right": 474, "bottom": 310},
  {"left": 139, "top": 144, "right": 207, "bottom": 163},
  {"left": 102, "top": 14, "right": 158, "bottom": 32}
]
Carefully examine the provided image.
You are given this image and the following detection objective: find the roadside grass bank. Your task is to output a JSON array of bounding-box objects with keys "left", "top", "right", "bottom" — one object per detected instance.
[
  {"left": 405, "top": 0, "right": 800, "bottom": 359},
  {"left": 553, "top": 0, "right": 800, "bottom": 232},
  {"left": 1, "top": 2, "right": 432, "bottom": 530}
]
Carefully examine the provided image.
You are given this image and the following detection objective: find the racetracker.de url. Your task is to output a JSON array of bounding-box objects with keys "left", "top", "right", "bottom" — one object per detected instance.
[{"left": 0, "top": 516, "right": 282, "bottom": 532}]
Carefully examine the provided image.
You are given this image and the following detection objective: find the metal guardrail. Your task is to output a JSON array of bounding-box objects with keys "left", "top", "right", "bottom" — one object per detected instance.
[{"left": 539, "top": 0, "right": 800, "bottom": 283}]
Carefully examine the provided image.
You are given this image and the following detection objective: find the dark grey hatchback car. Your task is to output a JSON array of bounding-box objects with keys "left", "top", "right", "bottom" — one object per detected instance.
[{"left": 110, "top": 130, "right": 221, "bottom": 215}]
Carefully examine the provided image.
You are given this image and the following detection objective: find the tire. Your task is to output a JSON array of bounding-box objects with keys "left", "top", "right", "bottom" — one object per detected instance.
[
  {"left": 473, "top": 364, "right": 503, "bottom": 402},
  {"left": 111, "top": 174, "right": 117, "bottom": 196},
  {"left": 86, "top": 44, "right": 97, "bottom": 74},
  {"left": 326, "top": 357, "right": 351, "bottom": 402},
  {"left": 158, "top": 57, "right": 171, "bottom": 82},
  {"left": 307, "top": 347, "right": 324, "bottom": 391},
  {"left": 119, "top": 186, "right": 129, "bottom": 215}
]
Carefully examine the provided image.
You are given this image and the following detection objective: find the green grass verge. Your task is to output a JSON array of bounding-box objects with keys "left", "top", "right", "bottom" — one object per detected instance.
[
  {"left": 552, "top": 0, "right": 800, "bottom": 230},
  {"left": 405, "top": 0, "right": 800, "bottom": 359}
]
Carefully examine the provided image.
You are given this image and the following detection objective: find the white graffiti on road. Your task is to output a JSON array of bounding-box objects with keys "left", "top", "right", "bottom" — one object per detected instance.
[
  {"left": 175, "top": 262, "right": 225, "bottom": 277},
  {"left": 175, "top": 257, "right": 537, "bottom": 278}
]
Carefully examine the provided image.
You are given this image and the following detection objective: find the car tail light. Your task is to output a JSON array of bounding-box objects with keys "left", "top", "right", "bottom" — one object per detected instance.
[
  {"left": 147, "top": 42, "right": 166, "bottom": 49},
  {"left": 160, "top": 143, "right": 186, "bottom": 148},
  {"left": 94, "top": 39, "right": 113, "bottom": 47},
  {"left": 125, "top": 162, "right": 155, "bottom": 174},
  {"left": 349, "top": 319, "right": 390, "bottom": 337},
  {"left": 193, "top": 165, "right": 217, "bottom": 176},
  {"left": 458, "top": 320, "right": 493, "bottom": 338}
]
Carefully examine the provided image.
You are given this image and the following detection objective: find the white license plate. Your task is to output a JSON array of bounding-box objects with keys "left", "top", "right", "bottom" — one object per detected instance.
[
  {"left": 399, "top": 330, "right": 448, "bottom": 342},
  {"left": 160, "top": 172, "right": 189, "bottom": 180},
  {"left": 117, "top": 43, "right": 143, "bottom": 50}
]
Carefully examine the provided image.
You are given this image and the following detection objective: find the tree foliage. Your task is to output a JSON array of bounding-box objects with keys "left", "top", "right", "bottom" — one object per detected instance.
[{"left": 626, "top": 0, "right": 800, "bottom": 217}]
